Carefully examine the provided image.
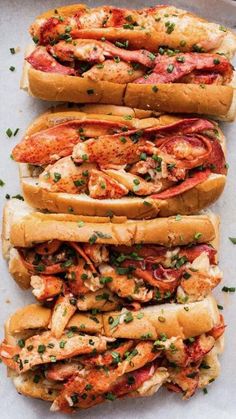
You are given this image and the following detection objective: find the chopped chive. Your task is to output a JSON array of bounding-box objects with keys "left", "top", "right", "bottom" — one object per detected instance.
[
  {"left": 222, "top": 286, "right": 235, "bottom": 293},
  {"left": 6, "top": 128, "right": 13, "bottom": 138}
]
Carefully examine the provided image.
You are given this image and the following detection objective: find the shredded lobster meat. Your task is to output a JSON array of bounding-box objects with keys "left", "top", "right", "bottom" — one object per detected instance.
[
  {"left": 19, "top": 238, "right": 221, "bottom": 310},
  {"left": 26, "top": 45, "right": 232, "bottom": 85},
  {"left": 150, "top": 169, "right": 211, "bottom": 200},
  {"left": 13, "top": 115, "right": 225, "bottom": 200},
  {"left": 30, "top": 5, "right": 225, "bottom": 53},
  {"left": 0, "top": 303, "right": 225, "bottom": 412},
  {"left": 135, "top": 53, "right": 233, "bottom": 84},
  {"left": 207, "top": 315, "right": 226, "bottom": 340},
  {"left": 47, "top": 39, "right": 154, "bottom": 67}
]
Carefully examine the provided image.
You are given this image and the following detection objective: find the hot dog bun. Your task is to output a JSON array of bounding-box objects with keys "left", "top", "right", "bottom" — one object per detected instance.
[
  {"left": 21, "top": 60, "right": 236, "bottom": 121},
  {"left": 3, "top": 295, "right": 222, "bottom": 404},
  {"left": 2, "top": 198, "right": 219, "bottom": 289},
  {"left": 17, "top": 106, "right": 227, "bottom": 218},
  {"left": 22, "top": 4, "right": 236, "bottom": 119}
]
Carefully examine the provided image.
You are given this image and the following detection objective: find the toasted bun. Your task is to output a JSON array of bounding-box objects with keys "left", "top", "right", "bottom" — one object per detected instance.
[
  {"left": 2, "top": 199, "right": 219, "bottom": 289},
  {"left": 2, "top": 199, "right": 34, "bottom": 288},
  {"left": 5, "top": 295, "right": 220, "bottom": 341},
  {"left": 103, "top": 295, "right": 220, "bottom": 339},
  {"left": 6, "top": 304, "right": 51, "bottom": 338},
  {"left": 8, "top": 205, "right": 216, "bottom": 248},
  {"left": 3, "top": 295, "right": 221, "bottom": 403},
  {"left": 125, "top": 83, "right": 235, "bottom": 121},
  {"left": 11, "top": 371, "right": 60, "bottom": 402},
  {"left": 23, "top": 65, "right": 235, "bottom": 120},
  {"left": 21, "top": 173, "right": 226, "bottom": 219},
  {"left": 18, "top": 106, "right": 226, "bottom": 218}
]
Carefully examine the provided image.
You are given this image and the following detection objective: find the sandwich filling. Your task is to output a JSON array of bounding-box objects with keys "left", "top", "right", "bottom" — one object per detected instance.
[
  {"left": 15, "top": 239, "right": 222, "bottom": 338},
  {"left": 26, "top": 6, "right": 234, "bottom": 85},
  {"left": 0, "top": 313, "right": 225, "bottom": 412},
  {"left": 12, "top": 117, "right": 227, "bottom": 201}
]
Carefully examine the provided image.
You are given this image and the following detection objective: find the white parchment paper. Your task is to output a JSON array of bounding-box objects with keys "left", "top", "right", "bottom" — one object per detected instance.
[{"left": 0, "top": 1, "right": 235, "bottom": 418}]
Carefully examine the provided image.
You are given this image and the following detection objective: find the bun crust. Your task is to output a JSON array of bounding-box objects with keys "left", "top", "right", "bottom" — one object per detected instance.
[
  {"left": 5, "top": 296, "right": 219, "bottom": 341},
  {"left": 24, "top": 67, "right": 235, "bottom": 120},
  {"left": 3, "top": 199, "right": 219, "bottom": 289},
  {"left": 103, "top": 295, "right": 220, "bottom": 339},
  {"left": 9, "top": 211, "right": 216, "bottom": 248},
  {"left": 125, "top": 83, "right": 235, "bottom": 120},
  {"left": 21, "top": 173, "right": 226, "bottom": 219}
]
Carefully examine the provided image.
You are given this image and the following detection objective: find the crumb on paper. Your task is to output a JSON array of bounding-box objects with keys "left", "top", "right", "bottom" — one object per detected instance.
[{"left": 5, "top": 299, "right": 11, "bottom": 304}]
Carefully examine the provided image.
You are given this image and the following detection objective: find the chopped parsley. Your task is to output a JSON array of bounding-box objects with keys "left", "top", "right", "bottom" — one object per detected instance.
[
  {"left": 17, "top": 339, "right": 25, "bottom": 348},
  {"left": 105, "top": 392, "right": 116, "bottom": 401},
  {"left": 176, "top": 56, "right": 185, "bottom": 63},
  {"left": 143, "top": 200, "right": 152, "bottom": 206},
  {"left": 33, "top": 374, "right": 41, "bottom": 383},
  {"left": 59, "top": 341, "right": 67, "bottom": 349},
  {"left": 148, "top": 52, "right": 156, "bottom": 61},
  {"left": 6, "top": 128, "right": 13, "bottom": 138},
  {"left": 141, "top": 333, "right": 153, "bottom": 339},
  {"left": 115, "top": 40, "right": 129, "bottom": 49},
  {"left": 73, "top": 179, "right": 85, "bottom": 187},
  {"left": 158, "top": 316, "right": 166, "bottom": 323},
  {"left": 78, "top": 221, "right": 85, "bottom": 228},
  {"left": 53, "top": 172, "right": 61, "bottom": 183},
  {"left": 37, "top": 344, "right": 46, "bottom": 354},
  {"left": 123, "top": 114, "right": 133, "bottom": 120},
  {"left": 124, "top": 311, "right": 133, "bottom": 323},
  {"left": 95, "top": 292, "right": 110, "bottom": 301},
  {"left": 219, "top": 25, "right": 227, "bottom": 32},
  {"left": 114, "top": 56, "right": 120, "bottom": 63},
  {"left": 167, "top": 64, "right": 174, "bottom": 73},
  {"left": 165, "top": 21, "right": 175, "bottom": 34},
  {"left": 100, "top": 276, "right": 113, "bottom": 285},
  {"left": 192, "top": 44, "right": 204, "bottom": 53},
  {"left": 111, "top": 351, "right": 121, "bottom": 364}
]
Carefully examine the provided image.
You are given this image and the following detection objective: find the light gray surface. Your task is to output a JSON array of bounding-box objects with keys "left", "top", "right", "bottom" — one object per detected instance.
[{"left": 0, "top": 1, "right": 236, "bottom": 418}]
